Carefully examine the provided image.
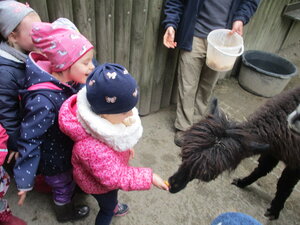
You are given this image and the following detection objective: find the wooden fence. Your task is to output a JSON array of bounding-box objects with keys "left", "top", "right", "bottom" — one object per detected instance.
[
  {"left": 243, "top": 0, "right": 300, "bottom": 52},
  {"left": 19, "top": 0, "right": 300, "bottom": 115}
]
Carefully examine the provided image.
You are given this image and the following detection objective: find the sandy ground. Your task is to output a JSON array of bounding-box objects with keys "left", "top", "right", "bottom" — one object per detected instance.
[{"left": 5, "top": 43, "right": 300, "bottom": 225}]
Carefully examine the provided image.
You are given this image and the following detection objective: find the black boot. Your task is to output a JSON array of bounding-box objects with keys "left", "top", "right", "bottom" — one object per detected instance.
[{"left": 53, "top": 202, "right": 89, "bottom": 223}]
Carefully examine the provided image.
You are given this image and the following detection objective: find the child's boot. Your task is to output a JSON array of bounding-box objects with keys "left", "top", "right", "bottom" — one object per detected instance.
[
  {"left": 1, "top": 215, "right": 27, "bottom": 225},
  {"left": 53, "top": 202, "right": 89, "bottom": 223},
  {"left": 0, "top": 206, "right": 26, "bottom": 225}
]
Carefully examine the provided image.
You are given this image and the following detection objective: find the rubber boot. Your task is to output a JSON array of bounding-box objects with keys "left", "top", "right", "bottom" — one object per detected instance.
[
  {"left": 0, "top": 202, "right": 27, "bottom": 225},
  {"left": 1, "top": 215, "right": 27, "bottom": 225},
  {"left": 53, "top": 202, "right": 89, "bottom": 223}
]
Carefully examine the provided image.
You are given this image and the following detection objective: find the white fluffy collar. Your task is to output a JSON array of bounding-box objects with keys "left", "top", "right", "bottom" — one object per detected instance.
[{"left": 77, "top": 87, "right": 143, "bottom": 152}]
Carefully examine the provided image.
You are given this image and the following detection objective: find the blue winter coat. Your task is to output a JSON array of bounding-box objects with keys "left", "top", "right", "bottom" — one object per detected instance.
[
  {"left": 14, "top": 52, "right": 76, "bottom": 190},
  {"left": 0, "top": 53, "right": 25, "bottom": 151},
  {"left": 162, "top": 0, "right": 261, "bottom": 51}
]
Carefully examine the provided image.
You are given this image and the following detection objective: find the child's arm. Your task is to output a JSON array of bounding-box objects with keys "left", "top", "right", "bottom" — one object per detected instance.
[
  {"left": 78, "top": 144, "right": 168, "bottom": 192},
  {"left": 76, "top": 145, "right": 152, "bottom": 191},
  {"left": 0, "top": 70, "right": 22, "bottom": 151},
  {"left": 128, "top": 150, "right": 168, "bottom": 190},
  {"left": 14, "top": 95, "right": 56, "bottom": 203},
  {"left": 0, "top": 123, "right": 8, "bottom": 165}
]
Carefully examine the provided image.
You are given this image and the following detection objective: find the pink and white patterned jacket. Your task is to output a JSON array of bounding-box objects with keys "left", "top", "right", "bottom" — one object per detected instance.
[{"left": 58, "top": 88, "right": 153, "bottom": 194}]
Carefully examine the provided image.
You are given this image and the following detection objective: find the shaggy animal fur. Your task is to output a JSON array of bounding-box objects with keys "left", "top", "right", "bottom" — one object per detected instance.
[{"left": 168, "top": 86, "right": 300, "bottom": 220}]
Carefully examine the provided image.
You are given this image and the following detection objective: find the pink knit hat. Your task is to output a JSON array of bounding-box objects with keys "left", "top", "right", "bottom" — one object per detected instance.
[
  {"left": 0, "top": 124, "right": 8, "bottom": 166},
  {"left": 31, "top": 20, "right": 94, "bottom": 72}
]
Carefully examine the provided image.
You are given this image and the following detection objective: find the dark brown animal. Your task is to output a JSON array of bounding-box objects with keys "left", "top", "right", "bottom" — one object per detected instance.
[{"left": 168, "top": 87, "right": 300, "bottom": 220}]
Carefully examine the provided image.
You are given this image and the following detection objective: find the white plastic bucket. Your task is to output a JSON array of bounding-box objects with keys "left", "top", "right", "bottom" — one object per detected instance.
[{"left": 206, "top": 29, "right": 244, "bottom": 72}]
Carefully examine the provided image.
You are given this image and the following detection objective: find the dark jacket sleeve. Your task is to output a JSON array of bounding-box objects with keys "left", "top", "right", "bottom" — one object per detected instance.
[
  {"left": 14, "top": 95, "right": 56, "bottom": 190},
  {"left": 162, "top": 0, "right": 185, "bottom": 30},
  {"left": 0, "top": 69, "right": 22, "bottom": 151},
  {"left": 233, "top": 0, "right": 261, "bottom": 25}
]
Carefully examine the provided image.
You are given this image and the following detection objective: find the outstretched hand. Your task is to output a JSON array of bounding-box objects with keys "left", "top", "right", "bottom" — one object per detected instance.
[
  {"left": 18, "top": 190, "right": 27, "bottom": 206},
  {"left": 152, "top": 173, "right": 169, "bottom": 191},
  {"left": 163, "top": 26, "right": 177, "bottom": 48}
]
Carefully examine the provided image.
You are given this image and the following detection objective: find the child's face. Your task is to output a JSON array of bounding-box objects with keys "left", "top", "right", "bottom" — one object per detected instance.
[
  {"left": 66, "top": 50, "right": 94, "bottom": 84},
  {"left": 101, "top": 110, "right": 134, "bottom": 125},
  {"left": 8, "top": 13, "right": 41, "bottom": 52}
]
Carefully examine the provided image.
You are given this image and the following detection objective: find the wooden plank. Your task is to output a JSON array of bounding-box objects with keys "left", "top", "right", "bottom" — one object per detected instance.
[
  {"left": 281, "top": 0, "right": 300, "bottom": 49},
  {"left": 114, "top": 0, "right": 133, "bottom": 68},
  {"left": 138, "top": 0, "right": 164, "bottom": 115},
  {"left": 72, "top": 0, "right": 96, "bottom": 48},
  {"left": 129, "top": 0, "right": 149, "bottom": 111},
  {"left": 150, "top": 15, "right": 174, "bottom": 112},
  {"left": 160, "top": 49, "right": 179, "bottom": 108},
  {"left": 282, "top": 2, "right": 300, "bottom": 21},
  {"left": 289, "top": 0, "right": 300, "bottom": 4},
  {"left": 150, "top": 33, "right": 168, "bottom": 112},
  {"left": 243, "top": 0, "right": 293, "bottom": 53},
  {"left": 46, "top": 0, "right": 73, "bottom": 22},
  {"left": 19, "top": 0, "right": 49, "bottom": 22},
  {"left": 281, "top": 21, "right": 300, "bottom": 49},
  {"left": 95, "top": 0, "right": 115, "bottom": 63},
  {"left": 149, "top": 3, "right": 179, "bottom": 111},
  {"left": 129, "top": 0, "right": 149, "bottom": 81}
]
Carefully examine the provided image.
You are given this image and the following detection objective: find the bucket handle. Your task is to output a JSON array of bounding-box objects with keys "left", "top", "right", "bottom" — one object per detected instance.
[{"left": 213, "top": 44, "right": 244, "bottom": 57}]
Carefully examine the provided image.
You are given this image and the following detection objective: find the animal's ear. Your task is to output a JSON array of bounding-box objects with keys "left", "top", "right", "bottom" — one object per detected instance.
[
  {"left": 249, "top": 141, "right": 269, "bottom": 153},
  {"left": 208, "top": 97, "right": 220, "bottom": 116}
]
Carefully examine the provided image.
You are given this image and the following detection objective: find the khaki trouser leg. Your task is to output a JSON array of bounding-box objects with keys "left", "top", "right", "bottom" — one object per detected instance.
[
  {"left": 175, "top": 37, "right": 207, "bottom": 131},
  {"left": 193, "top": 53, "right": 219, "bottom": 123}
]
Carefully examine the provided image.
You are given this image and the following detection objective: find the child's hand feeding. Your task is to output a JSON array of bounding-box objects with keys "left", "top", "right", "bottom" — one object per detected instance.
[
  {"left": 164, "top": 180, "right": 170, "bottom": 188},
  {"left": 129, "top": 148, "right": 135, "bottom": 159},
  {"left": 152, "top": 173, "right": 169, "bottom": 191}
]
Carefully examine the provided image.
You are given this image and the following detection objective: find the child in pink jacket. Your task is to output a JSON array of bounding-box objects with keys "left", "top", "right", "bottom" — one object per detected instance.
[
  {"left": 0, "top": 124, "right": 26, "bottom": 225},
  {"left": 59, "top": 63, "right": 169, "bottom": 225}
]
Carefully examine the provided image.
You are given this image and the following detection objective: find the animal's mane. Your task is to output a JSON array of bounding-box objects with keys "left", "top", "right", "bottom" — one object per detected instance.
[{"left": 180, "top": 111, "right": 259, "bottom": 181}]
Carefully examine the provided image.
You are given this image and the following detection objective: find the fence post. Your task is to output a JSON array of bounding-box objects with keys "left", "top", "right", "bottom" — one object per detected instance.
[
  {"left": 95, "top": 0, "right": 115, "bottom": 63},
  {"left": 19, "top": 0, "right": 49, "bottom": 22},
  {"left": 138, "top": 0, "right": 165, "bottom": 115},
  {"left": 72, "top": 0, "right": 96, "bottom": 49},
  {"left": 114, "top": 0, "right": 133, "bottom": 69},
  {"left": 46, "top": 0, "right": 73, "bottom": 22}
]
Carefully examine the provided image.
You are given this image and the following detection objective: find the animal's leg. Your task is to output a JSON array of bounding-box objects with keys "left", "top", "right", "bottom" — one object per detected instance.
[
  {"left": 232, "top": 154, "right": 278, "bottom": 188},
  {"left": 265, "top": 167, "right": 299, "bottom": 220}
]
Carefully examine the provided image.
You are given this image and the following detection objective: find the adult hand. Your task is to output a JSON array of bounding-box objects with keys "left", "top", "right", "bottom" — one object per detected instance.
[
  {"left": 230, "top": 20, "right": 244, "bottom": 36},
  {"left": 163, "top": 26, "right": 177, "bottom": 48},
  {"left": 152, "top": 173, "right": 169, "bottom": 191},
  {"left": 7, "top": 151, "right": 19, "bottom": 163},
  {"left": 18, "top": 190, "right": 27, "bottom": 206}
]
